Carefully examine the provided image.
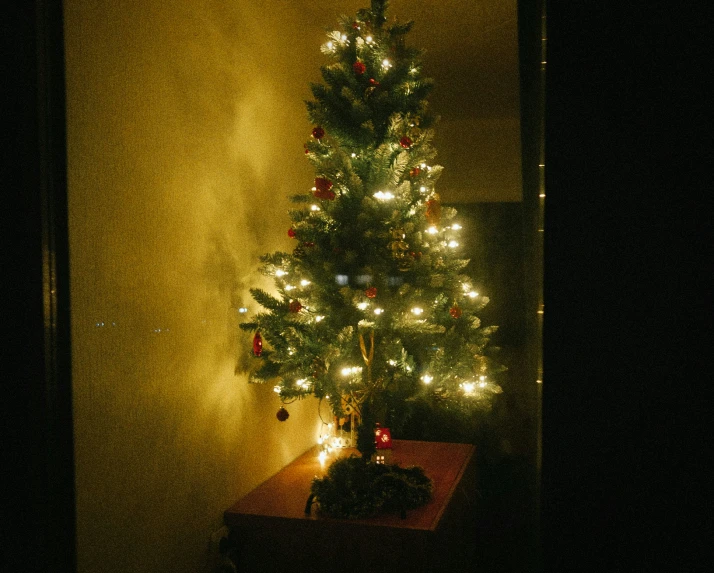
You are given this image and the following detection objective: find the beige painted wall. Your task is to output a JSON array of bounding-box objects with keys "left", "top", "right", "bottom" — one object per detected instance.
[
  {"left": 65, "top": 1, "right": 332, "bottom": 571},
  {"left": 65, "top": 1, "right": 521, "bottom": 572}
]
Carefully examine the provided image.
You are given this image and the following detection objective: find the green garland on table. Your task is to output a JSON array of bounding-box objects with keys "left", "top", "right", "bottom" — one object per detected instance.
[{"left": 310, "top": 457, "right": 432, "bottom": 519}]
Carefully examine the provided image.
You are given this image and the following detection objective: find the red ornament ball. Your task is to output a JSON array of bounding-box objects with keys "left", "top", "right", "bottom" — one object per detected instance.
[
  {"left": 276, "top": 407, "right": 289, "bottom": 422},
  {"left": 365, "top": 286, "right": 377, "bottom": 298},
  {"left": 449, "top": 306, "right": 462, "bottom": 319},
  {"left": 312, "top": 126, "right": 325, "bottom": 140},
  {"left": 426, "top": 197, "right": 442, "bottom": 225},
  {"left": 289, "top": 300, "right": 303, "bottom": 313},
  {"left": 313, "top": 177, "right": 335, "bottom": 200},
  {"left": 252, "top": 331, "right": 263, "bottom": 356},
  {"left": 399, "top": 136, "right": 413, "bottom": 149},
  {"left": 353, "top": 61, "right": 366, "bottom": 75},
  {"left": 369, "top": 78, "right": 380, "bottom": 86},
  {"left": 409, "top": 167, "right": 421, "bottom": 177},
  {"left": 288, "top": 228, "right": 296, "bottom": 238}
]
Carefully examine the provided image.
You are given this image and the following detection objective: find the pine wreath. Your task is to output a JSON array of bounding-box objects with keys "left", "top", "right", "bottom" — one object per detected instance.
[{"left": 310, "top": 457, "right": 432, "bottom": 519}]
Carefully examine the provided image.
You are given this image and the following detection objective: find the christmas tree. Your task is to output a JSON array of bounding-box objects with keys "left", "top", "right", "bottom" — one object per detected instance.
[{"left": 240, "top": 0, "right": 503, "bottom": 460}]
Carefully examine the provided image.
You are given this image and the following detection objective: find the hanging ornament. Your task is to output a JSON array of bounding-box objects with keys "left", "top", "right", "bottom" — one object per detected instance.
[
  {"left": 312, "top": 357, "right": 326, "bottom": 378},
  {"left": 276, "top": 406, "right": 290, "bottom": 422},
  {"left": 369, "top": 78, "right": 380, "bottom": 86},
  {"left": 288, "top": 228, "right": 296, "bottom": 238},
  {"left": 399, "top": 136, "right": 413, "bottom": 149},
  {"left": 312, "top": 126, "right": 325, "bottom": 140},
  {"left": 388, "top": 228, "right": 412, "bottom": 271},
  {"left": 353, "top": 61, "right": 366, "bottom": 75},
  {"left": 365, "top": 286, "right": 377, "bottom": 298},
  {"left": 426, "top": 193, "right": 441, "bottom": 226},
  {"left": 289, "top": 300, "right": 303, "bottom": 313},
  {"left": 449, "top": 305, "right": 462, "bottom": 319},
  {"left": 252, "top": 331, "right": 263, "bottom": 356},
  {"left": 409, "top": 166, "right": 421, "bottom": 178},
  {"left": 313, "top": 177, "right": 335, "bottom": 200}
]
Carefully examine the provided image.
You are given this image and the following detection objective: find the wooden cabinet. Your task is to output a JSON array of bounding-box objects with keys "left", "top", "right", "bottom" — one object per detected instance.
[{"left": 224, "top": 440, "right": 478, "bottom": 572}]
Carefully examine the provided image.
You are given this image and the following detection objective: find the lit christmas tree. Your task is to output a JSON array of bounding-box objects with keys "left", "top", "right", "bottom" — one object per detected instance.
[{"left": 240, "top": 0, "right": 503, "bottom": 461}]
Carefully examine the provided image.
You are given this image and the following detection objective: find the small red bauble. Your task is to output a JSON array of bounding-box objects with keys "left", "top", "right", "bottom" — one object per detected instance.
[
  {"left": 426, "top": 197, "right": 442, "bottom": 225},
  {"left": 449, "top": 306, "right": 462, "bottom": 319},
  {"left": 369, "top": 78, "right": 380, "bottom": 86},
  {"left": 353, "top": 61, "right": 366, "bottom": 75},
  {"left": 365, "top": 286, "right": 377, "bottom": 298},
  {"left": 399, "top": 136, "right": 413, "bottom": 149},
  {"left": 411, "top": 251, "right": 422, "bottom": 259},
  {"left": 409, "top": 167, "right": 421, "bottom": 177},
  {"left": 252, "top": 331, "right": 263, "bottom": 356},
  {"left": 313, "top": 177, "right": 335, "bottom": 200},
  {"left": 312, "top": 126, "right": 325, "bottom": 140},
  {"left": 276, "top": 407, "right": 289, "bottom": 421},
  {"left": 289, "top": 300, "right": 302, "bottom": 313},
  {"left": 288, "top": 228, "right": 296, "bottom": 238}
]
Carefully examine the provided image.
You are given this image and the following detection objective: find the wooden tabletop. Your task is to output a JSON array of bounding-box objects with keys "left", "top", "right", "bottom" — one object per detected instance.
[{"left": 224, "top": 440, "right": 475, "bottom": 532}]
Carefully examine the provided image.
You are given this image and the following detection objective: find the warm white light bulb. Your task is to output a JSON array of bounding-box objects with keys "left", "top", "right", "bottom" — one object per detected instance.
[
  {"left": 382, "top": 59, "right": 391, "bottom": 68},
  {"left": 273, "top": 385, "right": 281, "bottom": 393},
  {"left": 300, "top": 279, "right": 311, "bottom": 286},
  {"left": 448, "top": 240, "right": 459, "bottom": 248},
  {"left": 311, "top": 204, "right": 320, "bottom": 211},
  {"left": 373, "top": 191, "right": 394, "bottom": 200},
  {"left": 451, "top": 223, "right": 462, "bottom": 230},
  {"left": 411, "top": 307, "right": 424, "bottom": 316},
  {"left": 285, "top": 284, "right": 295, "bottom": 291},
  {"left": 427, "top": 226, "right": 438, "bottom": 235},
  {"left": 422, "top": 374, "right": 433, "bottom": 384},
  {"left": 238, "top": 307, "right": 248, "bottom": 313},
  {"left": 366, "top": 35, "right": 373, "bottom": 43},
  {"left": 468, "top": 291, "right": 479, "bottom": 298},
  {"left": 276, "top": 269, "right": 287, "bottom": 277},
  {"left": 326, "top": 41, "right": 333, "bottom": 49},
  {"left": 419, "top": 186, "right": 427, "bottom": 193},
  {"left": 315, "top": 315, "right": 324, "bottom": 322},
  {"left": 374, "top": 308, "right": 384, "bottom": 315},
  {"left": 461, "top": 381, "right": 476, "bottom": 394},
  {"left": 357, "top": 302, "right": 368, "bottom": 310}
]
